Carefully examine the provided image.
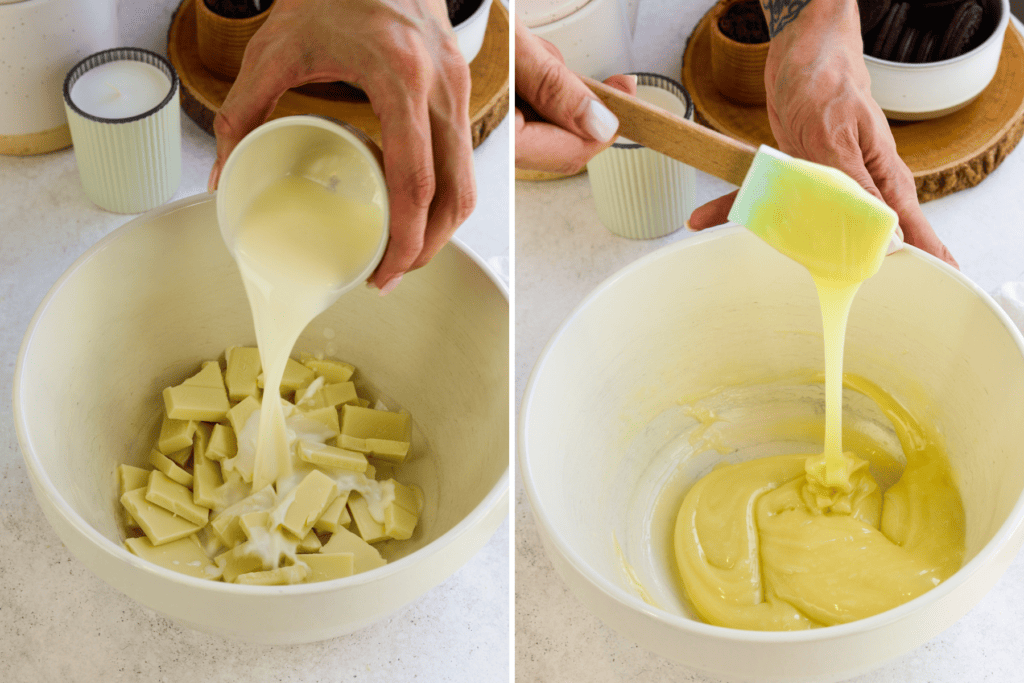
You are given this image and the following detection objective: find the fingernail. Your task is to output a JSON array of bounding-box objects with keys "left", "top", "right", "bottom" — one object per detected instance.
[
  {"left": 684, "top": 219, "right": 696, "bottom": 232},
  {"left": 628, "top": 74, "right": 639, "bottom": 86},
  {"left": 578, "top": 98, "right": 618, "bottom": 143},
  {"left": 378, "top": 273, "right": 403, "bottom": 296}
]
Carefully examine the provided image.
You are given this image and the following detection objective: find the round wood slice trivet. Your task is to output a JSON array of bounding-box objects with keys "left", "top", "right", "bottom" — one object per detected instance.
[
  {"left": 682, "top": 12, "right": 1024, "bottom": 203},
  {"left": 168, "top": 0, "right": 509, "bottom": 149}
]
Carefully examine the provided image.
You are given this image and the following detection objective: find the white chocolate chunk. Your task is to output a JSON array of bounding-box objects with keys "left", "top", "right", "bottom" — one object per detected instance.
[
  {"left": 164, "top": 445, "right": 192, "bottom": 467},
  {"left": 387, "top": 479, "right": 424, "bottom": 515},
  {"left": 146, "top": 470, "right": 210, "bottom": 527},
  {"left": 339, "top": 405, "right": 412, "bottom": 463},
  {"left": 314, "top": 493, "right": 351, "bottom": 534},
  {"left": 384, "top": 502, "right": 418, "bottom": 541},
  {"left": 258, "top": 358, "right": 315, "bottom": 395},
  {"left": 125, "top": 535, "right": 221, "bottom": 580},
  {"left": 215, "top": 542, "right": 268, "bottom": 582},
  {"left": 225, "top": 346, "right": 261, "bottom": 401},
  {"left": 303, "top": 358, "right": 355, "bottom": 383},
  {"left": 185, "top": 361, "right": 226, "bottom": 389},
  {"left": 299, "top": 406, "right": 341, "bottom": 436},
  {"left": 149, "top": 448, "right": 193, "bottom": 488},
  {"left": 301, "top": 552, "right": 355, "bottom": 582},
  {"left": 298, "top": 439, "right": 368, "bottom": 472},
  {"left": 157, "top": 414, "right": 197, "bottom": 454},
  {"left": 163, "top": 385, "right": 230, "bottom": 422},
  {"left": 206, "top": 424, "right": 237, "bottom": 462},
  {"left": 235, "top": 563, "right": 310, "bottom": 586},
  {"left": 348, "top": 493, "right": 387, "bottom": 544},
  {"left": 121, "top": 488, "right": 202, "bottom": 546},
  {"left": 278, "top": 470, "right": 339, "bottom": 539},
  {"left": 118, "top": 464, "right": 150, "bottom": 498},
  {"left": 320, "top": 526, "right": 386, "bottom": 574},
  {"left": 192, "top": 423, "right": 224, "bottom": 509}
]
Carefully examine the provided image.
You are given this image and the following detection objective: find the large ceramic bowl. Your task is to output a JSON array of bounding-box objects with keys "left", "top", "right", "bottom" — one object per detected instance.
[
  {"left": 14, "top": 194, "right": 508, "bottom": 644},
  {"left": 519, "top": 226, "right": 1024, "bottom": 682},
  {"left": 864, "top": 0, "right": 1010, "bottom": 120}
]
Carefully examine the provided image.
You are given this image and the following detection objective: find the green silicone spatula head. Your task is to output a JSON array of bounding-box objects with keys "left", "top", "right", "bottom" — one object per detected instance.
[{"left": 728, "top": 146, "right": 899, "bottom": 285}]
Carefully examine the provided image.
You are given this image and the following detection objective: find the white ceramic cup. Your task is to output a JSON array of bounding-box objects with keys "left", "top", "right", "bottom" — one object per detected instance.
[
  {"left": 521, "top": 0, "right": 634, "bottom": 79},
  {"left": 453, "top": 0, "right": 492, "bottom": 64},
  {"left": 864, "top": 0, "right": 1011, "bottom": 120},
  {"left": 0, "top": 0, "right": 118, "bottom": 155},
  {"left": 586, "top": 73, "right": 696, "bottom": 239},
  {"left": 63, "top": 48, "right": 181, "bottom": 214},
  {"left": 216, "top": 115, "right": 390, "bottom": 297}
]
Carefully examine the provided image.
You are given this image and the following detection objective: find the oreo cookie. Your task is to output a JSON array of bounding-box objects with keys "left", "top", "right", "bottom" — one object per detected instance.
[
  {"left": 859, "top": 0, "right": 892, "bottom": 34},
  {"left": 939, "top": 1, "right": 984, "bottom": 59},
  {"left": 895, "top": 26, "right": 920, "bottom": 62},
  {"left": 870, "top": 3, "right": 910, "bottom": 59},
  {"left": 913, "top": 30, "right": 938, "bottom": 62}
]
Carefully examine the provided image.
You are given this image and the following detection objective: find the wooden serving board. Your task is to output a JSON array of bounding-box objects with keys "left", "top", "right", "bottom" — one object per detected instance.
[
  {"left": 682, "top": 12, "right": 1024, "bottom": 203},
  {"left": 167, "top": 0, "right": 509, "bottom": 149}
]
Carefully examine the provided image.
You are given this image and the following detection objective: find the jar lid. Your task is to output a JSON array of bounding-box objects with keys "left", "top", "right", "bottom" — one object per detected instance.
[{"left": 519, "top": 0, "right": 595, "bottom": 28}]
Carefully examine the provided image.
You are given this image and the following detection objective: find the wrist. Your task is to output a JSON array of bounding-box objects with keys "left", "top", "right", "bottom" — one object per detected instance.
[{"left": 763, "top": 0, "right": 866, "bottom": 84}]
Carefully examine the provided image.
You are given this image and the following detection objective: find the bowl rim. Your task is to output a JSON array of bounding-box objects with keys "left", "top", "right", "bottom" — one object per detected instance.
[
  {"left": 518, "top": 224, "right": 1024, "bottom": 643},
  {"left": 13, "top": 192, "right": 509, "bottom": 597},
  {"left": 863, "top": 0, "right": 1010, "bottom": 70},
  {"left": 452, "top": 0, "right": 491, "bottom": 31}
]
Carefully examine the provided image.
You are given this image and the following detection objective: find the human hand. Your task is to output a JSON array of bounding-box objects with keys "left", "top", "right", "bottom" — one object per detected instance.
[
  {"left": 208, "top": 0, "right": 477, "bottom": 294},
  {"left": 688, "top": 0, "right": 957, "bottom": 269},
  {"left": 514, "top": 15, "right": 637, "bottom": 174}
]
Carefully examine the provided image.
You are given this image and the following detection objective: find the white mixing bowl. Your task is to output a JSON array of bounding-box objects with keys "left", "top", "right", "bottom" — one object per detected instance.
[
  {"left": 520, "top": 226, "right": 1024, "bottom": 682},
  {"left": 14, "top": 194, "right": 508, "bottom": 644}
]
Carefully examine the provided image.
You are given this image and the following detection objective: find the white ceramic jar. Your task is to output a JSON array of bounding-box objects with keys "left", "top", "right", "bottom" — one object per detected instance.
[
  {"left": 519, "top": 0, "right": 634, "bottom": 79},
  {"left": 0, "top": 0, "right": 119, "bottom": 155}
]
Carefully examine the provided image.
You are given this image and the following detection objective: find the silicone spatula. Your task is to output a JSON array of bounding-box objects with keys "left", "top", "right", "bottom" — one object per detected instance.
[{"left": 582, "top": 76, "right": 901, "bottom": 280}]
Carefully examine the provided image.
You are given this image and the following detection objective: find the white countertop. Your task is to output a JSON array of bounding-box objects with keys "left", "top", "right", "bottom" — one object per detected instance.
[
  {"left": 515, "top": 8, "right": 1024, "bottom": 683},
  {"left": 0, "top": 2, "right": 509, "bottom": 680}
]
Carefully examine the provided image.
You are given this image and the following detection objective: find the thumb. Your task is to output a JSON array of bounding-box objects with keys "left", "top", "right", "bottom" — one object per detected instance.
[{"left": 515, "top": 21, "right": 619, "bottom": 143}]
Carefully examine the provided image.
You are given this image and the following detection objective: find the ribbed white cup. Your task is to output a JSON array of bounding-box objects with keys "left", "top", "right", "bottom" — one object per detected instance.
[
  {"left": 63, "top": 48, "right": 181, "bottom": 214},
  {"left": 586, "top": 73, "right": 695, "bottom": 239}
]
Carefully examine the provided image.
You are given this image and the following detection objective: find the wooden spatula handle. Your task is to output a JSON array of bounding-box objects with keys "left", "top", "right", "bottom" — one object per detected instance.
[{"left": 582, "top": 76, "right": 757, "bottom": 187}]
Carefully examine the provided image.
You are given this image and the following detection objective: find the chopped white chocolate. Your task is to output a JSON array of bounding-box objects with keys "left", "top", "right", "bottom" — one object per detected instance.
[
  {"left": 278, "top": 470, "right": 339, "bottom": 539},
  {"left": 145, "top": 471, "right": 210, "bottom": 527},
  {"left": 228, "top": 395, "right": 261, "bottom": 438},
  {"left": 339, "top": 405, "right": 412, "bottom": 463},
  {"left": 298, "top": 439, "right": 368, "bottom": 473},
  {"left": 300, "top": 406, "right": 341, "bottom": 436},
  {"left": 225, "top": 346, "right": 261, "bottom": 401},
  {"left": 163, "top": 384, "right": 230, "bottom": 422},
  {"left": 303, "top": 357, "right": 355, "bottom": 383},
  {"left": 388, "top": 479, "right": 424, "bottom": 515},
  {"left": 258, "top": 358, "right": 315, "bottom": 395},
  {"left": 186, "top": 361, "right": 226, "bottom": 389},
  {"left": 192, "top": 423, "right": 224, "bottom": 509},
  {"left": 320, "top": 526, "right": 386, "bottom": 573},
  {"left": 121, "top": 488, "right": 203, "bottom": 546},
  {"left": 235, "top": 563, "right": 310, "bottom": 586},
  {"left": 118, "top": 464, "right": 150, "bottom": 498},
  {"left": 384, "top": 502, "right": 418, "bottom": 541},
  {"left": 347, "top": 493, "right": 387, "bottom": 544},
  {"left": 301, "top": 552, "right": 355, "bottom": 582},
  {"left": 157, "top": 414, "right": 197, "bottom": 454},
  {"left": 215, "top": 542, "right": 268, "bottom": 582},
  {"left": 206, "top": 424, "right": 237, "bottom": 462},
  {"left": 295, "top": 529, "right": 322, "bottom": 553},
  {"left": 125, "top": 535, "right": 221, "bottom": 580},
  {"left": 149, "top": 448, "right": 193, "bottom": 488},
  {"left": 314, "top": 493, "right": 351, "bottom": 534},
  {"left": 303, "top": 382, "right": 359, "bottom": 410},
  {"left": 164, "top": 445, "right": 192, "bottom": 467}
]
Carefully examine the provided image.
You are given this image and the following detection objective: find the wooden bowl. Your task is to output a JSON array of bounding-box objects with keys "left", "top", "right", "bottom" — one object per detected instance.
[
  {"left": 709, "top": 0, "right": 769, "bottom": 105},
  {"left": 195, "top": 0, "right": 271, "bottom": 80}
]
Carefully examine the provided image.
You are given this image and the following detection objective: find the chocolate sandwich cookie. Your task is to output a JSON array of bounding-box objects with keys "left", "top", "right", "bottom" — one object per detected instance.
[
  {"left": 858, "top": 0, "right": 892, "bottom": 34},
  {"left": 870, "top": 2, "right": 910, "bottom": 59},
  {"left": 939, "top": 1, "right": 984, "bottom": 59},
  {"left": 895, "top": 26, "right": 920, "bottom": 62},
  {"left": 914, "top": 30, "right": 939, "bottom": 62}
]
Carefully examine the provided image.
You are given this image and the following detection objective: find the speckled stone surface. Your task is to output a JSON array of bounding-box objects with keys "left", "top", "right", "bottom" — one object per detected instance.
[
  {"left": 0, "top": 2, "right": 509, "bottom": 681},
  {"left": 515, "top": 9, "right": 1024, "bottom": 682}
]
